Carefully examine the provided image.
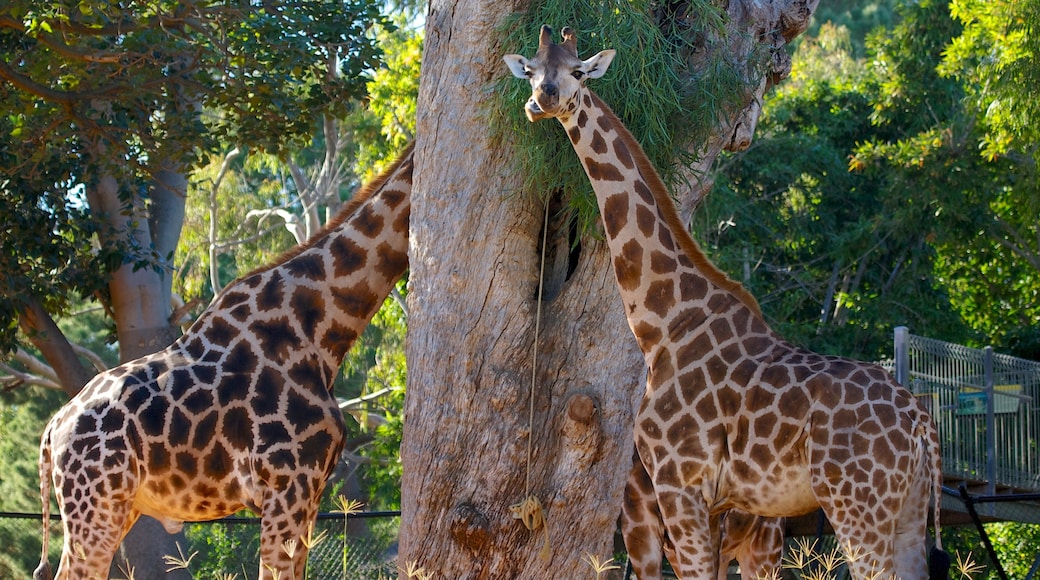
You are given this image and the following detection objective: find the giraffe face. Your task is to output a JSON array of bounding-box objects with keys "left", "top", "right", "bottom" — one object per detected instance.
[{"left": 503, "top": 25, "right": 615, "bottom": 122}]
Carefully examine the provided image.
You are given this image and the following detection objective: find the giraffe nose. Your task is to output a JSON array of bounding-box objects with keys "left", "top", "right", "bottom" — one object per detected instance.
[{"left": 539, "top": 83, "right": 558, "bottom": 97}]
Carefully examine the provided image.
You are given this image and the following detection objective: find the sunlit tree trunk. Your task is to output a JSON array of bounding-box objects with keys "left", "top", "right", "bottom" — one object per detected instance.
[{"left": 400, "top": 0, "right": 817, "bottom": 577}]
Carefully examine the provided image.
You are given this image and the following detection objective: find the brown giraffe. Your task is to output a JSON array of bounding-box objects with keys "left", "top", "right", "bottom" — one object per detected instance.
[
  {"left": 505, "top": 27, "right": 948, "bottom": 580},
  {"left": 33, "top": 144, "right": 414, "bottom": 580}
]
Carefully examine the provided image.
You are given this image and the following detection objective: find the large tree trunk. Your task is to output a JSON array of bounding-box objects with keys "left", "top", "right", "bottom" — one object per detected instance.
[
  {"left": 401, "top": 0, "right": 816, "bottom": 577},
  {"left": 81, "top": 139, "right": 191, "bottom": 579}
]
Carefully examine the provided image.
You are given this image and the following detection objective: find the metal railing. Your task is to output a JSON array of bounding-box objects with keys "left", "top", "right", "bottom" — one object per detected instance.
[{"left": 888, "top": 327, "right": 1040, "bottom": 493}]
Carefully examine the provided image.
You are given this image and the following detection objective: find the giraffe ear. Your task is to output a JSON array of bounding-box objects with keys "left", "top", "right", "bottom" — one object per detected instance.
[
  {"left": 503, "top": 54, "right": 531, "bottom": 79},
  {"left": 582, "top": 49, "right": 615, "bottom": 79}
]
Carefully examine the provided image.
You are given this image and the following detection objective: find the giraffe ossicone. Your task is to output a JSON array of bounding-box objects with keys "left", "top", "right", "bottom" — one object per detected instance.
[
  {"left": 506, "top": 26, "right": 949, "bottom": 580},
  {"left": 33, "top": 144, "right": 414, "bottom": 580}
]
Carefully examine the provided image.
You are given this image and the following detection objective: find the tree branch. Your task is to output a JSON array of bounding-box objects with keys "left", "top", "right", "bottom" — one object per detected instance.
[{"left": 17, "top": 297, "right": 95, "bottom": 397}]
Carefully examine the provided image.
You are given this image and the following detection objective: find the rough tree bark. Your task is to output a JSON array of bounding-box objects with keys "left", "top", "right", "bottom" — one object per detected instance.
[{"left": 401, "top": 0, "right": 817, "bottom": 578}]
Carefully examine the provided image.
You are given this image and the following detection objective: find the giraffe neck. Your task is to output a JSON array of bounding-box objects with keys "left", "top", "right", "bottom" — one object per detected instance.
[
  {"left": 558, "top": 92, "right": 761, "bottom": 358},
  {"left": 195, "top": 144, "right": 413, "bottom": 384}
]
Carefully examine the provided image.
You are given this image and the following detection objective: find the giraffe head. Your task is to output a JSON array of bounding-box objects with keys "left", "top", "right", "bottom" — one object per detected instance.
[{"left": 504, "top": 25, "right": 615, "bottom": 122}]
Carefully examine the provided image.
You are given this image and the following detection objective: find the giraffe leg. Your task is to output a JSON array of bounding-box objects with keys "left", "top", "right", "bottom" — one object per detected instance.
[
  {"left": 656, "top": 485, "right": 719, "bottom": 580},
  {"left": 719, "top": 511, "right": 784, "bottom": 580},
  {"left": 815, "top": 482, "right": 898, "bottom": 580},
  {"left": 50, "top": 450, "right": 140, "bottom": 580},
  {"left": 53, "top": 491, "right": 139, "bottom": 579},
  {"left": 257, "top": 488, "right": 321, "bottom": 580},
  {"left": 622, "top": 451, "right": 669, "bottom": 580},
  {"left": 892, "top": 451, "right": 932, "bottom": 580}
]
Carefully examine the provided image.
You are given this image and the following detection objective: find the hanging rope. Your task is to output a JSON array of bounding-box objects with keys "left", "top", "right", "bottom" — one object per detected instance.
[{"left": 509, "top": 195, "right": 552, "bottom": 561}]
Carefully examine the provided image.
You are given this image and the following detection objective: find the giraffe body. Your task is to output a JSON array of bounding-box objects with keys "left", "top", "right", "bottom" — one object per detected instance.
[
  {"left": 33, "top": 145, "right": 414, "bottom": 580},
  {"left": 505, "top": 28, "right": 946, "bottom": 580}
]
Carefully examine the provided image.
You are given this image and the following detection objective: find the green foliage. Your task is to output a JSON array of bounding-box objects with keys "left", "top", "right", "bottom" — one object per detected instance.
[
  {"left": 338, "top": 280, "right": 408, "bottom": 510},
  {"left": 707, "top": 23, "right": 972, "bottom": 359},
  {"left": 489, "top": 0, "right": 755, "bottom": 234},
  {"left": 0, "top": 0, "right": 391, "bottom": 353},
  {"left": 942, "top": 0, "right": 1040, "bottom": 161},
  {"left": 353, "top": 17, "right": 422, "bottom": 179}
]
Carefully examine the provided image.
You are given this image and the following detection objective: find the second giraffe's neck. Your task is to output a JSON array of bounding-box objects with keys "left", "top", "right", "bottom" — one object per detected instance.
[
  {"left": 207, "top": 145, "right": 413, "bottom": 377},
  {"left": 559, "top": 92, "right": 761, "bottom": 353}
]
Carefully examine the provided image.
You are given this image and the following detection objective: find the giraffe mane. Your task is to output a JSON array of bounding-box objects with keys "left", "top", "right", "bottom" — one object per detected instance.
[
  {"left": 239, "top": 141, "right": 415, "bottom": 281},
  {"left": 588, "top": 92, "right": 764, "bottom": 319}
]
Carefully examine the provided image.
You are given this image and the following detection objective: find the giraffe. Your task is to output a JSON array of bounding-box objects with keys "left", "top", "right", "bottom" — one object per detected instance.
[
  {"left": 626, "top": 446, "right": 785, "bottom": 580},
  {"left": 33, "top": 144, "right": 414, "bottom": 580},
  {"left": 505, "top": 27, "right": 948, "bottom": 580}
]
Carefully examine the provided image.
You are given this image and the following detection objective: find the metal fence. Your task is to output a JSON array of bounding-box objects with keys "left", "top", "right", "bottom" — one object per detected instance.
[
  {"left": 0, "top": 511, "right": 400, "bottom": 580},
  {"left": 886, "top": 327, "right": 1040, "bottom": 495}
]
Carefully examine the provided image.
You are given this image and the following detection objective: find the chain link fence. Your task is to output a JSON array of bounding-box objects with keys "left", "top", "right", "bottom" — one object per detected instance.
[{"left": 0, "top": 510, "right": 400, "bottom": 579}]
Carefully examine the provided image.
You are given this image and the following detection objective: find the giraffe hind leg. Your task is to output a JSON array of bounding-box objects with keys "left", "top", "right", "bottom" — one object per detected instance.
[
  {"left": 257, "top": 489, "right": 322, "bottom": 580},
  {"left": 622, "top": 451, "right": 668, "bottom": 580},
  {"left": 53, "top": 496, "right": 139, "bottom": 580}
]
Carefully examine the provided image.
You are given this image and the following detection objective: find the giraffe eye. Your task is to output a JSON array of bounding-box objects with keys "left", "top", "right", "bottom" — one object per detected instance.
[{"left": 571, "top": 70, "right": 584, "bottom": 80}]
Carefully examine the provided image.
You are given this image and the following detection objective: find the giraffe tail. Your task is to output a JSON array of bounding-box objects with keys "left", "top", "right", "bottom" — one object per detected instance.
[
  {"left": 923, "top": 414, "right": 950, "bottom": 580},
  {"left": 32, "top": 423, "right": 54, "bottom": 580}
]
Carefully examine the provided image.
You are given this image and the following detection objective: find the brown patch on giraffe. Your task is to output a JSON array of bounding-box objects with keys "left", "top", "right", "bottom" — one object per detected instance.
[
  {"left": 717, "top": 386, "right": 741, "bottom": 417},
  {"left": 568, "top": 125, "right": 581, "bottom": 144},
  {"left": 602, "top": 193, "right": 629, "bottom": 239},
  {"left": 330, "top": 236, "right": 368, "bottom": 276},
  {"left": 614, "top": 239, "right": 644, "bottom": 292},
  {"left": 645, "top": 279, "right": 676, "bottom": 318},
  {"left": 225, "top": 339, "right": 262, "bottom": 375},
  {"left": 290, "top": 287, "right": 325, "bottom": 338},
  {"left": 140, "top": 397, "right": 170, "bottom": 437},
  {"left": 382, "top": 187, "right": 406, "bottom": 209},
  {"left": 320, "top": 321, "right": 358, "bottom": 362},
  {"left": 651, "top": 349, "right": 675, "bottom": 384},
  {"left": 169, "top": 408, "right": 191, "bottom": 446},
  {"left": 286, "top": 389, "right": 326, "bottom": 432},
  {"left": 639, "top": 417, "right": 663, "bottom": 441},
  {"left": 201, "top": 318, "right": 237, "bottom": 349},
  {"left": 613, "top": 136, "right": 635, "bottom": 169},
  {"left": 649, "top": 249, "right": 675, "bottom": 274},
  {"left": 585, "top": 157, "right": 625, "bottom": 182},
  {"left": 176, "top": 452, "right": 198, "bottom": 477},
  {"left": 577, "top": 109, "right": 589, "bottom": 128},
  {"left": 677, "top": 368, "right": 707, "bottom": 407},
  {"left": 590, "top": 130, "right": 608, "bottom": 154},
  {"left": 706, "top": 355, "right": 728, "bottom": 384},
  {"left": 257, "top": 272, "right": 285, "bottom": 311},
  {"left": 653, "top": 387, "right": 683, "bottom": 422},
  {"left": 376, "top": 241, "right": 408, "bottom": 279},
  {"left": 392, "top": 205, "right": 410, "bottom": 234},
  {"left": 299, "top": 430, "right": 337, "bottom": 468},
  {"left": 633, "top": 179, "right": 655, "bottom": 207},
  {"left": 149, "top": 442, "right": 172, "bottom": 474},
  {"left": 633, "top": 320, "right": 663, "bottom": 350},
  {"left": 192, "top": 411, "right": 219, "bottom": 448},
  {"left": 332, "top": 283, "right": 379, "bottom": 318},
  {"left": 679, "top": 272, "right": 708, "bottom": 302},
  {"left": 224, "top": 407, "right": 253, "bottom": 451},
  {"left": 675, "top": 332, "right": 712, "bottom": 370},
  {"left": 286, "top": 254, "right": 324, "bottom": 281},
  {"left": 354, "top": 204, "right": 385, "bottom": 239}
]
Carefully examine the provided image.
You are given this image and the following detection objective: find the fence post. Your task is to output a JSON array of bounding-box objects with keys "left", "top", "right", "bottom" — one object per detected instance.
[
  {"left": 985, "top": 345, "right": 997, "bottom": 497},
  {"left": 894, "top": 326, "right": 909, "bottom": 388}
]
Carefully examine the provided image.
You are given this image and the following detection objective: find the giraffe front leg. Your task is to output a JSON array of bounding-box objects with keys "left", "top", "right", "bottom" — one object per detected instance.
[
  {"left": 258, "top": 491, "right": 321, "bottom": 580},
  {"left": 622, "top": 452, "right": 669, "bottom": 580},
  {"left": 656, "top": 485, "right": 719, "bottom": 580}
]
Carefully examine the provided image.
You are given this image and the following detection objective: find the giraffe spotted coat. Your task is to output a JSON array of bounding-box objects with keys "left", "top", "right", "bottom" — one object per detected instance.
[
  {"left": 33, "top": 145, "right": 413, "bottom": 580},
  {"left": 506, "top": 27, "right": 947, "bottom": 580}
]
